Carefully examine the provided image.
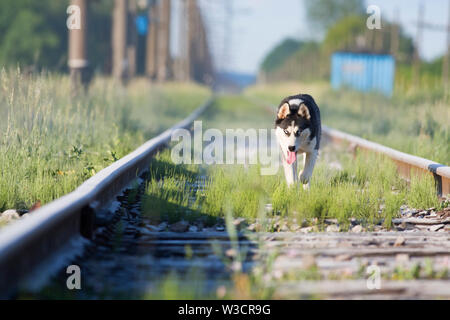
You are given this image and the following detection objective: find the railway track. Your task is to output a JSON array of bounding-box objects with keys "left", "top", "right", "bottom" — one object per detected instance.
[{"left": 0, "top": 96, "right": 449, "bottom": 299}]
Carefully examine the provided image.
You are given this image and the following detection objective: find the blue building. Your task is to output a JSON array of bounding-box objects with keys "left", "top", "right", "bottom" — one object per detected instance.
[{"left": 331, "top": 52, "right": 395, "bottom": 97}]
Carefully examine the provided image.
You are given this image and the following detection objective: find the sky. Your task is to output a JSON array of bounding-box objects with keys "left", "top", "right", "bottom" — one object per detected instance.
[{"left": 193, "top": 0, "right": 450, "bottom": 75}]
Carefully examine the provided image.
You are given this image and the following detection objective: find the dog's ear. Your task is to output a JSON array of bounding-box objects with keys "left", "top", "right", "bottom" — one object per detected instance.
[
  {"left": 298, "top": 104, "right": 311, "bottom": 120},
  {"left": 277, "top": 103, "right": 290, "bottom": 119}
]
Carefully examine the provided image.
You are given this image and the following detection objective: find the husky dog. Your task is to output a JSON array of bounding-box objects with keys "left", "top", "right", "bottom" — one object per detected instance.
[{"left": 275, "top": 94, "right": 321, "bottom": 189}]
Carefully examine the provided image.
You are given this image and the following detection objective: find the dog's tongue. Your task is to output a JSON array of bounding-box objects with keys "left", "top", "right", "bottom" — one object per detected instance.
[{"left": 286, "top": 151, "right": 296, "bottom": 165}]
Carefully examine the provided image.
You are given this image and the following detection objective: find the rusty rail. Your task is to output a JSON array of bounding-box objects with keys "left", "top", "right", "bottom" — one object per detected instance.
[
  {"left": 0, "top": 98, "right": 213, "bottom": 297},
  {"left": 322, "top": 126, "right": 450, "bottom": 198}
]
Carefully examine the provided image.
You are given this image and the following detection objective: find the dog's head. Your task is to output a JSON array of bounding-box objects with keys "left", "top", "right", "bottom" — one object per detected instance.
[{"left": 275, "top": 97, "right": 312, "bottom": 165}]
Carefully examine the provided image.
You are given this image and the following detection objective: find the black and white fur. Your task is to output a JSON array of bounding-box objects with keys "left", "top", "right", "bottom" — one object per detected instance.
[{"left": 275, "top": 94, "right": 321, "bottom": 189}]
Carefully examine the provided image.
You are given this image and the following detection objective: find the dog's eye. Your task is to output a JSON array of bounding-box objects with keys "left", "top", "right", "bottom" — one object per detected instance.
[
  {"left": 294, "top": 130, "right": 300, "bottom": 137},
  {"left": 283, "top": 129, "right": 289, "bottom": 135}
]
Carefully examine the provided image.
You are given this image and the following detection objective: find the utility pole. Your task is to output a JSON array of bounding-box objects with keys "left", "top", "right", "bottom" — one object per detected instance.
[
  {"left": 196, "top": 8, "right": 206, "bottom": 80},
  {"left": 127, "top": 0, "right": 137, "bottom": 79},
  {"left": 179, "top": 0, "right": 213, "bottom": 83},
  {"left": 196, "top": 5, "right": 213, "bottom": 84},
  {"left": 410, "top": 1, "right": 450, "bottom": 92},
  {"left": 185, "top": 0, "right": 196, "bottom": 81},
  {"left": 223, "top": 0, "right": 232, "bottom": 72},
  {"left": 374, "top": 22, "right": 383, "bottom": 53},
  {"left": 188, "top": 0, "right": 201, "bottom": 81},
  {"left": 146, "top": 0, "right": 158, "bottom": 79},
  {"left": 413, "top": 3, "right": 424, "bottom": 88},
  {"left": 174, "top": 0, "right": 186, "bottom": 81},
  {"left": 157, "top": 0, "right": 171, "bottom": 82},
  {"left": 68, "top": 0, "right": 89, "bottom": 88},
  {"left": 365, "top": 28, "right": 374, "bottom": 52},
  {"left": 443, "top": 0, "right": 450, "bottom": 94},
  {"left": 193, "top": 2, "right": 203, "bottom": 81},
  {"left": 374, "top": 31, "right": 383, "bottom": 53},
  {"left": 112, "top": 0, "right": 128, "bottom": 82},
  {"left": 390, "top": 8, "right": 399, "bottom": 59},
  {"left": 176, "top": 0, "right": 193, "bottom": 82}
]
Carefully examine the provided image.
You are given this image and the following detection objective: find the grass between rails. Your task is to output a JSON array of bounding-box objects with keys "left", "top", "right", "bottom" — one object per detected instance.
[
  {"left": 142, "top": 149, "right": 439, "bottom": 229},
  {"left": 139, "top": 151, "right": 444, "bottom": 300},
  {"left": 0, "top": 69, "right": 210, "bottom": 212},
  {"left": 246, "top": 82, "right": 450, "bottom": 166}
]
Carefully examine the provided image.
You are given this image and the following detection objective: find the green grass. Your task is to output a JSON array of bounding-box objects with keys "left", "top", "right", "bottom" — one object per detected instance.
[
  {"left": 246, "top": 82, "right": 449, "bottom": 165},
  {"left": 141, "top": 151, "right": 219, "bottom": 226},
  {"left": 0, "top": 69, "right": 210, "bottom": 212},
  {"left": 196, "top": 152, "right": 438, "bottom": 228},
  {"left": 408, "top": 172, "right": 440, "bottom": 210}
]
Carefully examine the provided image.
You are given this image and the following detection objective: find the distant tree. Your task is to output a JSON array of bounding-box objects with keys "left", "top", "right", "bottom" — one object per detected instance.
[
  {"left": 261, "top": 39, "right": 302, "bottom": 73},
  {"left": 323, "top": 15, "right": 414, "bottom": 63},
  {"left": 0, "top": 0, "right": 113, "bottom": 73},
  {"left": 322, "top": 15, "right": 366, "bottom": 53},
  {"left": 0, "top": 0, "right": 68, "bottom": 69},
  {"left": 259, "top": 14, "right": 416, "bottom": 82},
  {"left": 304, "top": 0, "right": 365, "bottom": 32},
  {"left": 261, "top": 41, "right": 324, "bottom": 82}
]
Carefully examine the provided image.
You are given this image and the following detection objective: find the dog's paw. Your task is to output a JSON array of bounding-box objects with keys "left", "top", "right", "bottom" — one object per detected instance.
[
  {"left": 302, "top": 182, "right": 310, "bottom": 191},
  {"left": 299, "top": 171, "right": 311, "bottom": 184}
]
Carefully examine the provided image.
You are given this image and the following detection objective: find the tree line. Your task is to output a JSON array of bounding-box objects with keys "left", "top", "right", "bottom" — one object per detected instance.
[
  {"left": 260, "top": 0, "right": 445, "bottom": 94},
  {"left": 0, "top": 0, "right": 112, "bottom": 73}
]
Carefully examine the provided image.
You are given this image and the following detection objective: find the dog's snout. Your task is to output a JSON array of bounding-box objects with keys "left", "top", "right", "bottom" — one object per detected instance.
[{"left": 288, "top": 146, "right": 295, "bottom": 152}]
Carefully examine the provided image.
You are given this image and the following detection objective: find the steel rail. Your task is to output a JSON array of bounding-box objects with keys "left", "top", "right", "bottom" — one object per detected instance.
[
  {"left": 322, "top": 126, "right": 450, "bottom": 198},
  {"left": 0, "top": 98, "right": 213, "bottom": 296}
]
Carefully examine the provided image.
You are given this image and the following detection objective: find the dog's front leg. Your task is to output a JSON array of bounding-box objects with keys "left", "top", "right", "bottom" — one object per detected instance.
[
  {"left": 299, "top": 150, "right": 318, "bottom": 189},
  {"left": 282, "top": 159, "right": 297, "bottom": 186}
]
